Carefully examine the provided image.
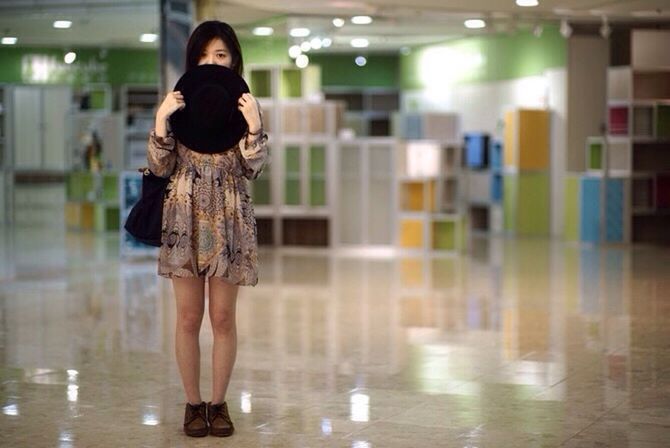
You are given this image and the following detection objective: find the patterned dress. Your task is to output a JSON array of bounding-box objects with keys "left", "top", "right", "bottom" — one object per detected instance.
[{"left": 147, "top": 128, "right": 268, "bottom": 286}]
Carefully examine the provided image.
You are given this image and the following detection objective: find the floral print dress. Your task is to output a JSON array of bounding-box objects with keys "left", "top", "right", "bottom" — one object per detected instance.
[{"left": 146, "top": 128, "right": 268, "bottom": 286}]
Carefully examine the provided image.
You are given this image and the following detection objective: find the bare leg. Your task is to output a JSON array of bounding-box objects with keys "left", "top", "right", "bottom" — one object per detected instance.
[
  {"left": 173, "top": 277, "right": 206, "bottom": 404},
  {"left": 208, "top": 277, "right": 239, "bottom": 404}
]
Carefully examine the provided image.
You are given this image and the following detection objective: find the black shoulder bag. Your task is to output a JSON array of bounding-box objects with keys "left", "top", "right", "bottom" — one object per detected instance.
[{"left": 124, "top": 168, "right": 170, "bottom": 247}]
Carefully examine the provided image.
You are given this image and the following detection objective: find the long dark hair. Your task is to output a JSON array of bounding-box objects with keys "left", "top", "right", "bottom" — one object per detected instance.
[{"left": 185, "top": 21, "right": 244, "bottom": 75}]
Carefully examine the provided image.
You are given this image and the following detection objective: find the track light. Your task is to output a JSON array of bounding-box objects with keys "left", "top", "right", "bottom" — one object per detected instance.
[{"left": 560, "top": 19, "right": 572, "bottom": 38}]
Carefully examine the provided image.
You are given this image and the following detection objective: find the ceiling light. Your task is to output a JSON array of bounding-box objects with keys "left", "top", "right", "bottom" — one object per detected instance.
[
  {"left": 533, "top": 24, "right": 543, "bottom": 37},
  {"left": 350, "top": 38, "right": 369, "bottom": 48},
  {"left": 290, "top": 28, "right": 310, "bottom": 38},
  {"left": 560, "top": 19, "right": 572, "bottom": 38},
  {"left": 64, "top": 52, "right": 76, "bottom": 64},
  {"left": 355, "top": 56, "right": 367, "bottom": 67},
  {"left": 288, "top": 45, "right": 302, "bottom": 59},
  {"left": 599, "top": 17, "right": 611, "bottom": 39},
  {"left": 140, "top": 33, "right": 158, "bottom": 43},
  {"left": 53, "top": 20, "right": 72, "bottom": 29},
  {"left": 333, "top": 18, "right": 345, "bottom": 27},
  {"left": 400, "top": 46, "right": 411, "bottom": 55},
  {"left": 300, "top": 41, "right": 312, "bottom": 52},
  {"left": 322, "top": 37, "right": 332, "bottom": 48},
  {"left": 253, "top": 27, "right": 274, "bottom": 36},
  {"left": 464, "top": 19, "right": 486, "bottom": 29},
  {"left": 516, "top": 0, "right": 539, "bottom": 6},
  {"left": 351, "top": 16, "right": 373, "bottom": 25},
  {"left": 310, "top": 37, "right": 322, "bottom": 50},
  {"left": 296, "top": 54, "right": 309, "bottom": 69},
  {"left": 1, "top": 37, "right": 17, "bottom": 45}
]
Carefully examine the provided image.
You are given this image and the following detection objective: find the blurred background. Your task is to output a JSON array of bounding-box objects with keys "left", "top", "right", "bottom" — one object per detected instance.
[{"left": 1, "top": 0, "right": 670, "bottom": 247}]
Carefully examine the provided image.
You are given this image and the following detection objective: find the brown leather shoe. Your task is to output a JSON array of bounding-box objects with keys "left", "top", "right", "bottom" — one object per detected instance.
[
  {"left": 207, "top": 401, "right": 234, "bottom": 437},
  {"left": 183, "top": 401, "right": 208, "bottom": 437}
]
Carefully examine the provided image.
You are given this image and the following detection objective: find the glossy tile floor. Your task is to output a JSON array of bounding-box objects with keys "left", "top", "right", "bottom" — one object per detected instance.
[{"left": 1, "top": 227, "right": 669, "bottom": 447}]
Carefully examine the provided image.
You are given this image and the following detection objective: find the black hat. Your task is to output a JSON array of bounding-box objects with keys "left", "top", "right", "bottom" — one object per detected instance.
[{"left": 169, "top": 64, "right": 249, "bottom": 154}]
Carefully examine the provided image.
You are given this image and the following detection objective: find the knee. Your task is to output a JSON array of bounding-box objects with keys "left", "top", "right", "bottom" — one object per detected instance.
[
  {"left": 210, "top": 310, "right": 236, "bottom": 336},
  {"left": 178, "top": 311, "right": 203, "bottom": 335}
]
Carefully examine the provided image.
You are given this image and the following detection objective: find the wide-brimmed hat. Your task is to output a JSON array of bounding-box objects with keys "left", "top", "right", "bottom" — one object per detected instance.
[{"left": 169, "top": 64, "right": 249, "bottom": 154}]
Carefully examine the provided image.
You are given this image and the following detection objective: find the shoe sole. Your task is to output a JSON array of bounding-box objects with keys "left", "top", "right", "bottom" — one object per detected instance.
[
  {"left": 184, "top": 428, "right": 209, "bottom": 437},
  {"left": 209, "top": 428, "right": 234, "bottom": 437}
]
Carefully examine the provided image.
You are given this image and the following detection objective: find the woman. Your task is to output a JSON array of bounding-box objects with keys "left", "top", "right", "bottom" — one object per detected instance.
[{"left": 147, "top": 20, "right": 267, "bottom": 437}]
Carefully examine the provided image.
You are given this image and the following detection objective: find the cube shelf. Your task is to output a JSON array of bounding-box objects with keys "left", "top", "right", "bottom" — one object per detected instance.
[
  {"left": 395, "top": 112, "right": 459, "bottom": 141},
  {"left": 399, "top": 218, "right": 424, "bottom": 248}
]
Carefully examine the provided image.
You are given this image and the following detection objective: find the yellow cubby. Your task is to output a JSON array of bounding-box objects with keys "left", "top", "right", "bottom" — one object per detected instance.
[
  {"left": 399, "top": 218, "right": 424, "bottom": 248},
  {"left": 504, "top": 109, "right": 550, "bottom": 170},
  {"left": 400, "top": 180, "right": 436, "bottom": 212},
  {"left": 65, "top": 201, "right": 95, "bottom": 231}
]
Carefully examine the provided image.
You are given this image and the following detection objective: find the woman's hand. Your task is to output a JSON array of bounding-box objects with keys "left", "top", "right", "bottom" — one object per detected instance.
[
  {"left": 157, "top": 91, "right": 185, "bottom": 120},
  {"left": 154, "top": 91, "right": 185, "bottom": 137},
  {"left": 238, "top": 93, "right": 262, "bottom": 134}
]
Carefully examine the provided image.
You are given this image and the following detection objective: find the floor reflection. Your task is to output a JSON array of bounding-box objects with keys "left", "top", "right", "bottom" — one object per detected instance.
[{"left": 0, "top": 226, "right": 669, "bottom": 447}]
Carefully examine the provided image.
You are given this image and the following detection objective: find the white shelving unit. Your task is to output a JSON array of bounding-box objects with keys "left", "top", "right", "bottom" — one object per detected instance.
[{"left": 120, "top": 84, "right": 159, "bottom": 170}]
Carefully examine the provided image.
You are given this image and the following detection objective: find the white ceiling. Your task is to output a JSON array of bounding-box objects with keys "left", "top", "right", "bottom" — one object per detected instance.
[{"left": 0, "top": 0, "right": 668, "bottom": 51}]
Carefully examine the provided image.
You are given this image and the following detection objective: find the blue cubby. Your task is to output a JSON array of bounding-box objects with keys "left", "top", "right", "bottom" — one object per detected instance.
[
  {"left": 405, "top": 114, "right": 423, "bottom": 139},
  {"left": 491, "top": 173, "right": 503, "bottom": 203},
  {"left": 464, "top": 132, "right": 489, "bottom": 169},
  {"left": 490, "top": 140, "right": 503, "bottom": 171},
  {"left": 579, "top": 176, "right": 624, "bottom": 244}
]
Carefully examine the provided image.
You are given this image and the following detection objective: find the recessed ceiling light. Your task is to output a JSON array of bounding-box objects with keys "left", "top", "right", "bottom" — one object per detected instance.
[
  {"left": 253, "top": 27, "right": 274, "bottom": 36},
  {"left": 53, "top": 20, "right": 72, "bottom": 29},
  {"left": 1, "top": 37, "right": 17, "bottom": 45},
  {"left": 464, "top": 19, "right": 486, "bottom": 29},
  {"left": 288, "top": 45, "right": 302, "bottom": 59},
  {"left": 516, "top": 0, "right": 538, "bottom": 7},
  {"left": 310, "top": 37, "right": 322, "bottom": 50},
  {"left": 322, "top": 37, "right": 332, "bottom": 48},
  {"left": 140, "top": 33, "right": 158, "bottom": 43},
  {"left": 64, "top": 52, "right": 77, "bottom": 64},
  {"left": 333, "top": 18, "right": 345, "bottom": 27},
  {"left": 355, "top": 56, "right": 367, "bottom": 66},
  {"left": 300, "top": 41, "right": 312, "bottom": 52},
  {"left": 350, "top": 38, "right": 369, "bottom": 48},
  {"left": 290, "top": 28, "right": 310, "bottom": 38},
  {"left": 351, "top": 16, "right": 373, "bottom": 25},
  {"left": 296, "top": 54, "right": 309, "bottom": 69}
]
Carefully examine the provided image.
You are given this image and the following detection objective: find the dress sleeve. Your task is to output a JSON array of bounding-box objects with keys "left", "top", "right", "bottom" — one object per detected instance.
[
  {"left": 237, "top": 131, "right": 269, "bottom": 180},
  {"left": 147, "top": 129, "right": 177, "bottom": 178}
]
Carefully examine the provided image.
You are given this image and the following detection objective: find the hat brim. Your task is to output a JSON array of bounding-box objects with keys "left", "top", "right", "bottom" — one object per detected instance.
[{"left": 169, "top": 64, "right": 250, "bottom": 154}]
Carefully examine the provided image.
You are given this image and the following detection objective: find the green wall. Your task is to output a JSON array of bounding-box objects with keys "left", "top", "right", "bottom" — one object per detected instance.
[
  {"left": 0, "top": 47, "right": 159, "bottom": 86},
  {"left": 309, "top": 53, "right": 400, "bottom": 88},
  {"left": 400, "top": 26, "right": 566, "bottom": 89},
  {"left": 240, "top": 36, "right": 290, "bottom": 67}
]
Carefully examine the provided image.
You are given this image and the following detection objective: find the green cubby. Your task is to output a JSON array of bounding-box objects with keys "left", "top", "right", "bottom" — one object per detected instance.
[
  {"left": 431, "top": 217, "right": 465, "bottom": 251},
  {"left": 504, "top": 173, "right": 550, "bottom": 236},
  {"left": 310, "top": 145, "right": 326, "bottom": 174},
  {"left": 588, "top": 140, "right": 603, "bottom": 170},
  {"left": 101, "top": 173, "right": 119, "bottom": 202},
  {"left": 310, "top": 179, "right": 326, "bottom": 206},
  {"left": 253, "top": 166, "right": 271, "bottom": 205},
  {"left": 67, "top": 171, "right": 94, "bottom": 201},
  {"left": 280, "top": 69, "right": 302, "bottom": 98},
  {"left": 94, "top": 203, "right": 120, "bottom": 232},
  {"left": 250, "top": 69, "right": 272, "bottom": 98},
  {"left": 656, "top": 104, "right": 670, "bottom": 138}
]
